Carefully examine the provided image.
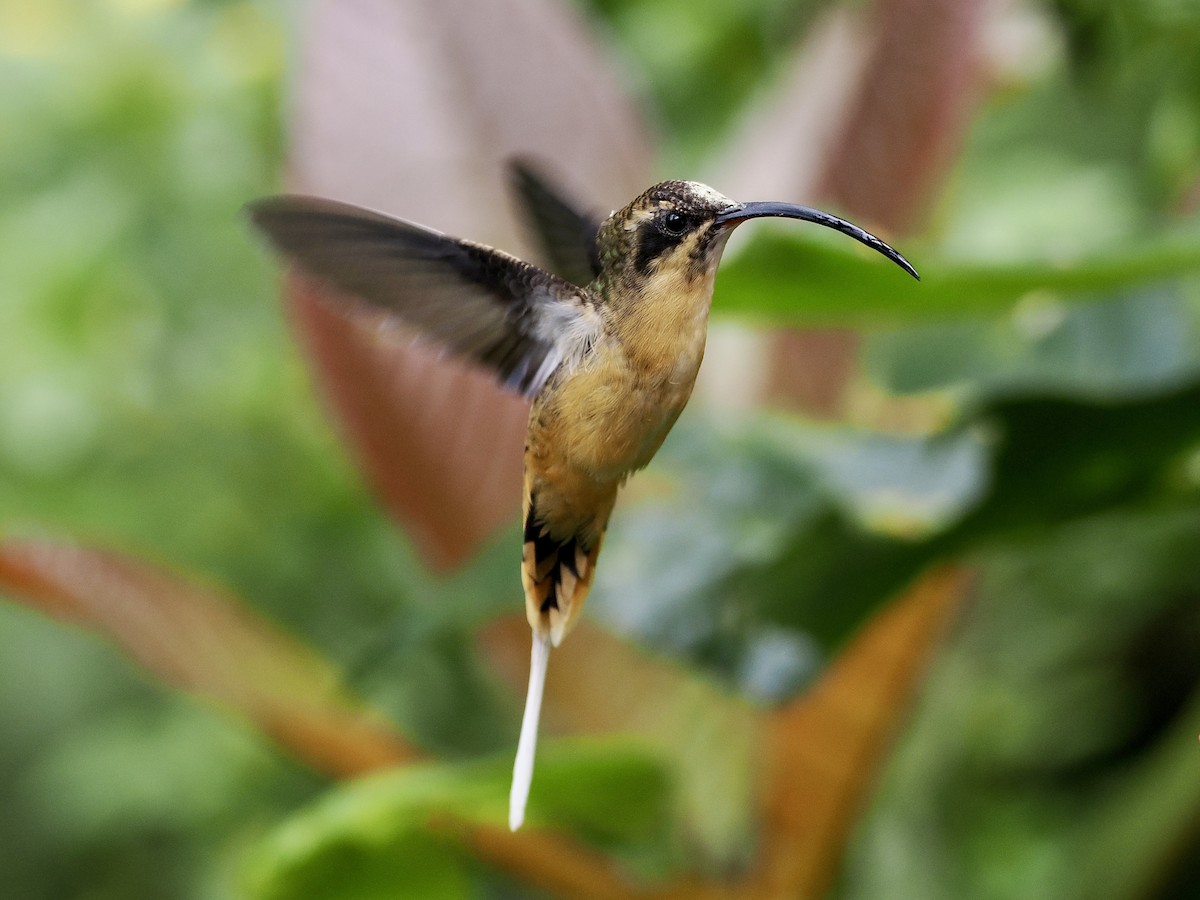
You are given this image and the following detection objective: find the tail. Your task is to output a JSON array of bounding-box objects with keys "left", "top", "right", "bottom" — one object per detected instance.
[
  {"left": 509, "top": 630, "right": 550, "bottom": 831},
  {"left": 520, "top": 489, "right": 608, "bottom": 647},
  {"left": 510, "top": 479, "right": 614, "bottom": 829}
]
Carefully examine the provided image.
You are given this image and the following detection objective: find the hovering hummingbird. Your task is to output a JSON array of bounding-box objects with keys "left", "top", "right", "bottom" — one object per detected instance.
[{"left": 248, "top": 166, "right": 918, "bottom": 831}]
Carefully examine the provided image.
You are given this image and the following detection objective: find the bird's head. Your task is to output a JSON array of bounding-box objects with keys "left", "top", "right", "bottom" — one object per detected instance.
[{"left": 595, "top": 180, "right": 917, "bottom": 305}]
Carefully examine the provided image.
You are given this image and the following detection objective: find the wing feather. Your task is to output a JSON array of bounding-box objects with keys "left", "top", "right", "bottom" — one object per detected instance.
[
  {"left": 248, "top": 195, "right": 599, "bottom": 398},
  {"left": 508, "top": 159, "right": 602, "bottom": 288}
]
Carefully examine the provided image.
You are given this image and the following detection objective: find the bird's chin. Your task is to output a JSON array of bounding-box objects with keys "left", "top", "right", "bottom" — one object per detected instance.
[{"left": 701, "top": 226, "right": 737, "bottom": 275}]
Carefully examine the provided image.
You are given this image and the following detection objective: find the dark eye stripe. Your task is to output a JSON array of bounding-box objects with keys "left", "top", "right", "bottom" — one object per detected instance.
[{"left": 634, "top": 222, "right": 682, "bottom": 274}]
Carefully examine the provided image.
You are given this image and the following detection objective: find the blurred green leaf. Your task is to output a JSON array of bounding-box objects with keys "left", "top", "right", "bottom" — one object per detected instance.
[
  {"left": 1076, "top": 682, "right": 1200, "bottom": 900},
  {"left": 595, "top": 419, "right": 960, "bottom": 685},
  {"left": 951, "top": 381, "right": 1200, "bottom": 539},
  {"left": 866, "top": 287, "right": 1200, "bottom": 399},
  {"left": 715, "top": 229, "right": 1200, "bottom": 325},
  {"left": 248, "top": 740, "right": 673, "bottom": 900},
  {"left": 762, "top": 380, "right": 1200, "bottom": 643},
  {"left": 600, "top": 375, "right": 1200, "bottom": 684}
]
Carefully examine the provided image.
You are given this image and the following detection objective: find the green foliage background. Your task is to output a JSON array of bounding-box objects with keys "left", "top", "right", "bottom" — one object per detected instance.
[{"left": 3, "top": 0, "right": 1200, "bottom": 897}]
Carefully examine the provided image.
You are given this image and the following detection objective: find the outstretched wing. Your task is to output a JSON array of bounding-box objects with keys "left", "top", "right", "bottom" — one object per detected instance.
[
  {"left": 248, "top": 195, "right": 598, "bottom": 398},
  {"left": 508, "top": 159, "right": 602, "bottom": 288}
]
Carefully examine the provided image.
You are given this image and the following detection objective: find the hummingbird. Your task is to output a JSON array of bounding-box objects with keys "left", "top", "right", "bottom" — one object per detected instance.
[{"left": 248, "top": 167, "right": 917, "bottom": 831}]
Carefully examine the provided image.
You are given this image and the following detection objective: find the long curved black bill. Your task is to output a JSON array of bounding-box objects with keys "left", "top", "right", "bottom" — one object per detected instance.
[{"left": 714, "top": 201, "right": 919, "bottom": 280}]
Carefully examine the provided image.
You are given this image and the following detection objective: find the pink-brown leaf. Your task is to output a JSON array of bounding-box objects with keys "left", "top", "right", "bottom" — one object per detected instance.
[
  {"left": 0, "top": 538, "right": 416, "bottom": 777},
  {"left": 814, "top": 0, "right": 990, "bottom": 233},
  {"left": 708, "top": 0, "right": 990, "bottom": 419},
  {"left": 282, "top": 0, "right": 654, "bottom": 569},
  {"left": 753, "top": 565, "right": 968, "bottom": 897}
]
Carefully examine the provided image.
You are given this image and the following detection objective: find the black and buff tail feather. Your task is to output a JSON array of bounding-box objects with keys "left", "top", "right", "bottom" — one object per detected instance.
[{"left": 521, "top": 492, "right": 604, "bottom": 646}]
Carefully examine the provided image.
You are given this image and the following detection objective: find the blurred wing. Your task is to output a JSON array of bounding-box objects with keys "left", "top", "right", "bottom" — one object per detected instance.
[
  {"left": 248, "top": 195, "right": 597, "bottom": 398},
  {"left": 509, "top": 159, "right": 602, "bottom": 288}
]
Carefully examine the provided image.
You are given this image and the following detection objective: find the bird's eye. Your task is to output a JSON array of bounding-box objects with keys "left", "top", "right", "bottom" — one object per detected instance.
[{"left": 660, "top": 211, "right": 687, "bottom": 236}]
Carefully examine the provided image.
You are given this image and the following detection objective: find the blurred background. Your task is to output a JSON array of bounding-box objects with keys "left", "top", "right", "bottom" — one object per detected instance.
[{"left": 3, "top": 0, "right": 1200, "bottom": 897}]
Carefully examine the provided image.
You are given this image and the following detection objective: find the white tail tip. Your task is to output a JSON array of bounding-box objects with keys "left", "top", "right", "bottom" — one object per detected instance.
[{"left": 509, "top": 631, "right": 551, "bottom": 831}]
